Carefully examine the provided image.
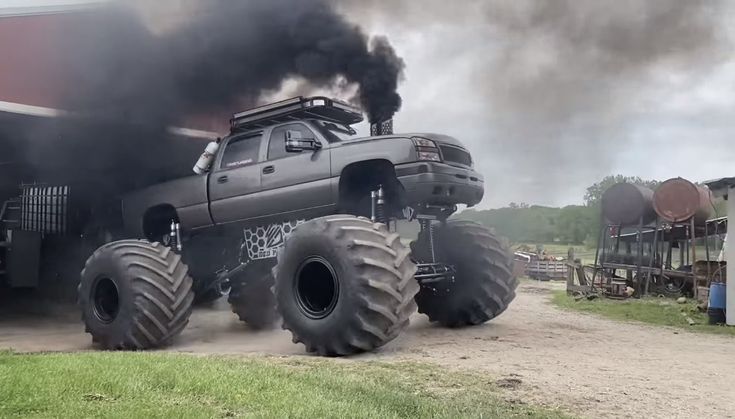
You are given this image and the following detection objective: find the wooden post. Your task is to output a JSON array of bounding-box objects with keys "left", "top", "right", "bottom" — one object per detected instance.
[
  {"left": 591, "top": 218, "right": 605, "bottom": 286},
  {"left": 567, "top": 247, "right": 575, "bottom": 291},
  {"left": 577, "top": 261, "right": 588, "bottom": 286}
]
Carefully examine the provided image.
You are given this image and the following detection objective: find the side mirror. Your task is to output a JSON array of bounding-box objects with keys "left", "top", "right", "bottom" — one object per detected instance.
[{"left": 285, "top": 130, "right": 322, "bottom": 152}]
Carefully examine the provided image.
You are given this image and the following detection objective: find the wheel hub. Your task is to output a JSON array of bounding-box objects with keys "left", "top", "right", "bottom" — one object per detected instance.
[
  {"left": 294, "top": 257, "right": 339, "bottom": 319},
  {"left": 92, "top": 277, "right": 119, "bottom": 324}
]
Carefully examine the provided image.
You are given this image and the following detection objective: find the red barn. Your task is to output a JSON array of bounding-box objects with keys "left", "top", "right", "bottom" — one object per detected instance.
[
  {"left": 0, "top": 2, "right": 224, "bottom": 197},
  {"left": 0, "top": 3, "right": 237, "bottom": 202},
  {"left": 0, "top": 1, "right": 222, "bottom": 128},
  {"left": 0, "top": 2, "right": 225, "bottom": 290}
]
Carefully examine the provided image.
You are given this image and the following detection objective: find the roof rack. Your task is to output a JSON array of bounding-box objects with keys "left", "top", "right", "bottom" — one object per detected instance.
[{"left": 231, "top": 96, "right": 364, "bottom": 132}]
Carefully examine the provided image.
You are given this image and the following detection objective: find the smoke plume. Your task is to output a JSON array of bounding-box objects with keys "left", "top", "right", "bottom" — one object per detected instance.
[
  {"left": 67, "top": 0, "right": 403, "bottom": 125},
  {"left": 13, "top": 0, "right": 404, "bottom": 190},
  {"left": 480, "top": 0, "right": 726, "bottom": 130}
]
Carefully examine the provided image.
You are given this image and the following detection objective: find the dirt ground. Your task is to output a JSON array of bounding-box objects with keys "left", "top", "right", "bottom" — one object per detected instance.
[{"left": 2, "top": 281, "right": 734, "bottom": 419}]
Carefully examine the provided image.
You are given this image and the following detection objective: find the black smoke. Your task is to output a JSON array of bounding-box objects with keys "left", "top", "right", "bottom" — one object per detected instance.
[
  {"left": 66, "top": 0, "right": 404, "bottom": 126},
  {"left": 13, "top": 0, "right": 405, "bottom": 190}
]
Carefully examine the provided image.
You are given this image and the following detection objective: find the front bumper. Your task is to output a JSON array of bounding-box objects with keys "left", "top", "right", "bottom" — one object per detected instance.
[{"left": 395, "top": 162, "right": 484, "bottom": 207}]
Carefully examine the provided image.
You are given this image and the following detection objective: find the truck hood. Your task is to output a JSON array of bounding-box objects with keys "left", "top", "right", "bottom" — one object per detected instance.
[{"left": 342, "top": 132, "right": 467, "bottom": 149}]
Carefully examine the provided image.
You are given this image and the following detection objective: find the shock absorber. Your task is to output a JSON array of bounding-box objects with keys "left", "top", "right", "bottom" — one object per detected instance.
[
  {"left": 429, "top": 221, "right": 437, "bottom": 263},
  {"left": 370, "top": 191, "right": 377, "bottom": 222},
  {"left": 420, "top": 218, "right": 437, "bottom": 263},
  {"left": 169, "top": 221, "right": 176, "bottom": 246},
  {"left": 371, "top": 185, "right": 387, "bottom": 224},
  {"left": 376, "top": 185, "right": 386, "bottom": 223},
  {"left": 169, "top": 220, "right": 182, "bottom": 252}
]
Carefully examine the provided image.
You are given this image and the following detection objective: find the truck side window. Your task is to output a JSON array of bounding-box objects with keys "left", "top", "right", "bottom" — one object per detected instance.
[
  {"left": 268, "top": 123, "right": 316, "bottom": 161},
  {"left": 220, "top": 133, "right": 262, "bottom": 169}
]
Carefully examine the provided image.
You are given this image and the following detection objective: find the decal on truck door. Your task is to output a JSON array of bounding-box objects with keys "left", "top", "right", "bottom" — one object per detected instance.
[{"left": 244, "top": 220, "right": 305, "bottom": 261}]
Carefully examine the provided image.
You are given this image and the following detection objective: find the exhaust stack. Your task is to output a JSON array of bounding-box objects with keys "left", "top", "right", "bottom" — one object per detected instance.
[{"left": 370, "top": 119, "right": 394, "bottom": 136}]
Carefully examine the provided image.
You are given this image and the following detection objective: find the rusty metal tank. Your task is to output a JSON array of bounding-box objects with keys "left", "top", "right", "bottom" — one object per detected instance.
[
  {"left": 653, "top": 177, "right": 714, "bottom": 225},
  {"left": 601, "top": 183, "right": 656, "bottom": 225}
]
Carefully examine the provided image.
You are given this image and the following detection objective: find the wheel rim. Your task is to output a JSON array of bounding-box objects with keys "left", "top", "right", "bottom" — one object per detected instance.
[
  {"left": 294, "top": 256, "right": 339, "bottom": 319},
  {"left": 92, "top": 277, "right": 119, "bottom": 323}
]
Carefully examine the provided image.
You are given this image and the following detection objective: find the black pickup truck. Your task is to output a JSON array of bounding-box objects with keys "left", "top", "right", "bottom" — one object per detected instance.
[{"left": 77, "top": 96, "right": 517, "bottom": 356}]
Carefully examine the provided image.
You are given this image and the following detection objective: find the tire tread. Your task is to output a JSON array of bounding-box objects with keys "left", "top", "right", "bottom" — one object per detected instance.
[
  {"left": 276, "top": 215, "right": 418, "bottom": 356},
  {"left": 414, "top": 221, "right": 517, "bottom": 327},
  {"left": 79, "top": 239, "right": 193, "bottom": 350}
]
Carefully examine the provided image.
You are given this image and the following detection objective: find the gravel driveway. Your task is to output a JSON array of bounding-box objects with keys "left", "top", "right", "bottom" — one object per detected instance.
[{"left": 2, "top": 281, "right": 733, "bottom": 418}]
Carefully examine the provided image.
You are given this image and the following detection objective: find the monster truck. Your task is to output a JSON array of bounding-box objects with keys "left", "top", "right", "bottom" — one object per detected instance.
[{"left": 78, "top": 96, "right": 517, "bottom": 355}]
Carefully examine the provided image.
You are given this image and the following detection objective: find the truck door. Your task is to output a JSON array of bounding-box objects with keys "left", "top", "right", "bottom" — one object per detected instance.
[
  {"left": 208, "top": 132, "right": 265, "bottom": 224},
  {"left": 259, "top": 122, "right": 333, "bottom": 220}
]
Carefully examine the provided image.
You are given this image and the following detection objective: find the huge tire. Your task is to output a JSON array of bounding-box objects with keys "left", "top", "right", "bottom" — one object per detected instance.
[
  {"left": 411, "top": 220, "right": 517, "bottom": 327},
  {"left": 274, "top": 215, "right": 418, "bottom": 356},
  {"left": 78, "top": 240, "right": 194, "bottom": 349},
  {"left": 228, "top": 261, "right": 278, "bottom": 329}
]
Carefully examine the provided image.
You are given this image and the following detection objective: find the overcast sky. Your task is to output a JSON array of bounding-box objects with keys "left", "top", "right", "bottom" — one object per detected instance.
[
  {"left": 336, "top": 1, "right": 735, "bottom": 209},
  {"left": 6, "top": 0, "right": 735, "bottom": 209}
]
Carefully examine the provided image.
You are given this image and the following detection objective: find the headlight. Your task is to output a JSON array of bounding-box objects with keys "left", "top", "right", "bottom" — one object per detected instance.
[
  {"left": 412, "top": 137, "right": 442, "bottom": 162},
  {"left": 412, "top": 138, "right": 437, "bottom": 148},
  {"left": 417, "top": 151, "right": 441, "bottom": 162}
]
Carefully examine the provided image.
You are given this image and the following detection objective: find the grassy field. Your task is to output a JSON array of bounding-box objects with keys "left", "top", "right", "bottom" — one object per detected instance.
[
  {"left": 0, "top": 351, "right": 569, "bottom": 419},
  {"left": 551, "top": 291, "right": 735, "bottom": 336}
]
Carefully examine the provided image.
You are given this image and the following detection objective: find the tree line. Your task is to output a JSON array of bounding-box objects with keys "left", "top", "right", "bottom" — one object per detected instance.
[{"left": 456, "top": 175, "right": 725, "bottom": 247}]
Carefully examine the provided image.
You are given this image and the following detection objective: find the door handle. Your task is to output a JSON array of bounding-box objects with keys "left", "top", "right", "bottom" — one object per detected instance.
[
  {"left": 217, "top": 175, "right": 228, "bottom": 184},
  {"left": 262, "top": 165, "right": 275, "bottom": 175}
]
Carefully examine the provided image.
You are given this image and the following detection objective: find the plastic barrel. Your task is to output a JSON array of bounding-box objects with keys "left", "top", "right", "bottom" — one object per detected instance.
[
  {"left": 708, "top": 283, "right": 727, "bottom": 325},
  {"left": 709, "top": 283, "right": 727, "bottom": 309}
]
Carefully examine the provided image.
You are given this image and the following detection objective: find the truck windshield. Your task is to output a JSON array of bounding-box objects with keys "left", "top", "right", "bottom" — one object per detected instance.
[{"left": 314, "top": 121, "right": 356, "bottom": 143}]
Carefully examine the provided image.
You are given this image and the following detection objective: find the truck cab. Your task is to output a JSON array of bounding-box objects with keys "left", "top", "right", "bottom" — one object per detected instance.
[{"left": 122, "top": 96, "right": 484, "bottom": 240}]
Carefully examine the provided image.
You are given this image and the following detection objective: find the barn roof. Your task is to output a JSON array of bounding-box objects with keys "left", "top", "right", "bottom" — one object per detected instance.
[
  {"left": 0, "top": 1, "right": 105, "bottom": 18},
  {"left": 705, "top": 177, "right": 735, "bottom": 197}
]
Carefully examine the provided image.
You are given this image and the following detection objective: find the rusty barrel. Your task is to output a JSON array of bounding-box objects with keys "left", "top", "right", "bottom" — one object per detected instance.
[
  {"left": 653, "top": 177, "right": 713, "bottom": 224},
  {"left": 601, "top": 183, "right": 656, "bottom": 225}
]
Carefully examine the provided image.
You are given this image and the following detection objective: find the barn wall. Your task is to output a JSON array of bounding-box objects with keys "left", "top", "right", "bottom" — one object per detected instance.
[
  {"left": 0, "top": 7, "right": 226, "bottom": 131},
  {"left": 0, "top": 11, "right": 94, "bottom": 108}
]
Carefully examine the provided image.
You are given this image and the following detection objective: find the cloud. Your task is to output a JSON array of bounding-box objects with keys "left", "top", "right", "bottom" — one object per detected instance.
[{"left": 337, "top": 0, "right": 734, "bottom": 207}]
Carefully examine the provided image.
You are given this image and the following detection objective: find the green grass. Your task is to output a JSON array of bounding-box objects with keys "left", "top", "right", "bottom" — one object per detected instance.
[
  {"left": 0, "top": 351, "right": 569, "bottom": 419},
  {"left": 551, "top": 291, "right": 735, "bottom": 336}
]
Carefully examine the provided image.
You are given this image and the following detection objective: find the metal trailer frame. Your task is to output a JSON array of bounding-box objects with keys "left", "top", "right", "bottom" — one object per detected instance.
[{"left": 591, "top": 216, "right": 727, "bottom": 298}]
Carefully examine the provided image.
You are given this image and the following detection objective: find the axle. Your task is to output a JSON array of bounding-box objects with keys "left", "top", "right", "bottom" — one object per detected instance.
[{"left": 415, "top": 262, "right": 455, "bottom": 284}]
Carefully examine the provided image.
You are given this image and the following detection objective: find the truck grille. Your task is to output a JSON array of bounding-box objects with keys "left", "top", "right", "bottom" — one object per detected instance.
[{"left": 440, "top": 146, "right": 472, "bottom": 167}]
